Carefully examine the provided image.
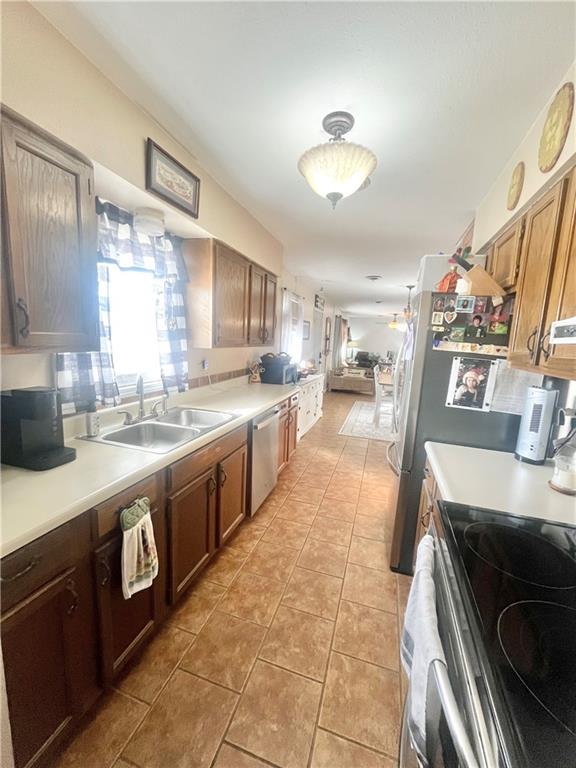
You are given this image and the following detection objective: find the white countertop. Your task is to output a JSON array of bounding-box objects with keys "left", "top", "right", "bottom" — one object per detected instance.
[
  {"left": 1, "top": 380, "right": 299, "bottom": 557},
  {"left": 425, "top": 442, "right": 576, "bottom": 527}
]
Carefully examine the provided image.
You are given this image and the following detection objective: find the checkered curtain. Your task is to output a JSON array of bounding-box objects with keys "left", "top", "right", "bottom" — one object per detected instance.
[
  {"left": 57, "top": 201, "right": 189, "bottom": 411},
  {"left": 56, "top": 263, "right": 121, "bottom": 413}
]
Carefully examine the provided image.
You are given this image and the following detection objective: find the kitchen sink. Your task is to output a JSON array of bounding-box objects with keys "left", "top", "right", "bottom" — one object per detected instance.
[
  {"left": 98, "top": 422, "right": 201, "bottom": 453},
  {"left": 157, "top": 408, "right": 234, "bottom": 430}
]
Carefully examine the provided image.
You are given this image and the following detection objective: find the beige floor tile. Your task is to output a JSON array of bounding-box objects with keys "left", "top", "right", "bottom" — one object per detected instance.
[
  {"left": 309, "top": 515, "right": 353, "bottom": 547},
  {"left": 331, "top": 469, "right": 363, "bottom": 487},
  {"left": 251, "top": 501, "right": 280, "bottom": 528},
  {"left": 259, "top": 605, "right": 333, "bottom": 681},
  {"left": 288, "top": 483, "right": 326, "bottom": 506},
  {"left": 227, "top": 522, "right": 267, "bottom": 555},
  {"left": 170, "top": 580, "right": 226, "bottom": 634},
  {"left": 218, "top": 570, "right": 285, "bottom": 626},
  {"left": 213, "top": 744, "right": 270, "bottom": 767},
  {"left": 113, "top": 760, "right": 134, "bottom": 768},
  {"left": 116, "top": 625, "right": 195, "bottom": 703},
  {"left": 180, "top": 611, "right": 266, "bottom": 692},
  {"left": 265, "top": 487, "right": 290, "bottom": 507},
  {"left": 310, "top": 729, "right": 395, "bottom": 768},
  {"left": 227, "top": 660, "right": 322, "bottom": 768},
  {"left": 203, "top": 547, "right": 247, "bottom": 587},
  {"left": 353, "top": 513, "right": 389, "bottom": 542},
  {"left": 54, "top": 691, "right": 148, "bottom": 768},
  {"left": 319, "top": 652, "right": 400, "bottom": 756},
  {"left": 317, "top": 497, "right": 357, "bottom": 522},
  {"left": 342, "top": 563, "right": 397, "bottom": 614},
  {"left": 262, "top": 517, "right": 310, "bottom": 550},
  {"left": 242, "top": 539, "right": 300, "bottom": 583},
  {"left": 333, "top": 601, "right": 399, "bottom": 670},
  {"left": 297, "top": 538, "right": 348, "bottom": 578},
  {"left": 348, "top": 536, "right": 389, "bottom": 571},
  {"left": 282, "top": 567, "right": 342, "bottom": 620},
  {"left": 324, "top": 483, "right": 360, "bottom": 504},
  {"left": 360, "top": 483, "right": 394, "bottom": 501},
  {"left": 276, "top": 498, "right": 318, "bottom": 525},
  {"left": 123, "top": 670, "right": 237, "bottom": 768},
  {"left": 297, "top": 469, "right": 332, "bottom": 489},
  {"left": 357, "top": 496, "right": 394, "bottom": 520}
]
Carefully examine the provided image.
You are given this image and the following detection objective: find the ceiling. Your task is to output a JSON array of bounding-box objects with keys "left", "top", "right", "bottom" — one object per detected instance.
[{"left": 37, "top": 2, "right": 575, "bottom": 316}]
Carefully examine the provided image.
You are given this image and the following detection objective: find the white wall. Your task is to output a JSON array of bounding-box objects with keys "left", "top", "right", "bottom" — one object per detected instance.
[
  {"left": 348, "top": 317, "right": 403, "bottom": 360},
  {"left": 474, "top": 61, "right": 576, "bottom": 250}
]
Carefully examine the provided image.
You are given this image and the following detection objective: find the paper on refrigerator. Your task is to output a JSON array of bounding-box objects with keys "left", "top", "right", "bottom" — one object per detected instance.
[{"left": 490, "top": 360, "right": 543, "bottom": 415}]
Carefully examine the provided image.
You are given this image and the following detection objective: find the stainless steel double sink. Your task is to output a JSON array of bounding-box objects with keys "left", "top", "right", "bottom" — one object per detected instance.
[{"left": 86, "top": 408, "right": 235, "bottom": 453}]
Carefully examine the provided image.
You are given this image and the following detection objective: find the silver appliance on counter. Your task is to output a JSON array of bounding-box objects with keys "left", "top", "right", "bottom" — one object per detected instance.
[
  {"left": 514, "top": 386, "right": 558, "bottom": 464},
  {"left": 388, "top": 255, "right": 521, "bottom": 574},
  {"left": 250, "top": 406, "right": 280, "bottom": 514}
]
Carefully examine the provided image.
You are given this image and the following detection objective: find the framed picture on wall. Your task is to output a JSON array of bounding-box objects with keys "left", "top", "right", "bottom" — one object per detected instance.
[
  {"left": 146, "top": 138, "right": 200, "bottom": 218},
  {"left": 303, "top": 320, "right": 311, "bottom": 340}
]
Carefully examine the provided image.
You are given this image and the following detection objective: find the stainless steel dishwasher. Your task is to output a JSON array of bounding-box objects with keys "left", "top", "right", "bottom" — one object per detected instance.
[{"left": 251, "top": 406, "right": 280, "bottom": 514}]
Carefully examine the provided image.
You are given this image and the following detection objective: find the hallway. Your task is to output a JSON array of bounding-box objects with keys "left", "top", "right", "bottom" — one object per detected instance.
[{"left": 54, "top": 392, "right": 411, "bottom": 768}]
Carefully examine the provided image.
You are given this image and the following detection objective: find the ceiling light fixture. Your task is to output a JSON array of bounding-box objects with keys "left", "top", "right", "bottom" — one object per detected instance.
[
  {"left": 388, "top": 313, "right": 399, "bottom": 330},
  {"left": 298, "top": 111, "right": 377, "bottom": 209},
  {"left": 365, "top": 275, "right": 382, "bottom": 281}
]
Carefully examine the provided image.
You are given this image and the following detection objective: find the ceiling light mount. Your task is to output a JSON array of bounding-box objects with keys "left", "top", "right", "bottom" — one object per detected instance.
[{"left": 322, "top": 111, "right": 355, "bottom": 141}]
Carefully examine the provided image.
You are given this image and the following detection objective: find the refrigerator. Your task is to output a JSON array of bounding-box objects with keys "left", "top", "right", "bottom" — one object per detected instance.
[{"left": 388, "top": 258, "right": 521, "bottom": 575}]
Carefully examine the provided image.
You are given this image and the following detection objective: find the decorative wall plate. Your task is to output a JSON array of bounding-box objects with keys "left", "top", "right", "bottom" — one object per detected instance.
[
  {"left": 538, "top": 82, "right": 574, "bottom": 173},
  {"left": 507, "top": 161, "right": 525, "bottom": 210}
]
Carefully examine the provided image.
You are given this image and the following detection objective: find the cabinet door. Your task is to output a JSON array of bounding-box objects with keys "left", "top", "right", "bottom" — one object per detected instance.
[
  {"left": 413, "top": 483, "right": 433, "bottom": 567},
  {"left": 263, "top": 273, "right": 277, "bottom": 345},
  {"left": 167, "top": 468, "right": 217, "bottom": 603},
  {"left": 2, "top": 568, "right": 88, "bottom": 768},
  {"left": 278, "top": 410, "right": 289, "bottom": 472},
  {"left": 248, "top": 264, "right": 266, "bottom": 345},
  {"left": 287, "top": 406, "right": 298, "bottom": 459},
  {"left": 1, "top": 110, "right": 99, "bottom": 351},
  {"left": 487, "top": 219, "right": 524, "bottom": 291},
  {"left": 93, "top": 508, "right": 164, "bottom": 685},
  {"left": 539, "top": 169, "right": 576, "bottom": 379},
  {"left": 213, "top": 242, "right": 250, "bottom": 347},
  {"left": 508, "top": 180, "right": 567, "bottom": 369},
  {"left": 218, "top": 444, "right": 248, "bottom": 546}
]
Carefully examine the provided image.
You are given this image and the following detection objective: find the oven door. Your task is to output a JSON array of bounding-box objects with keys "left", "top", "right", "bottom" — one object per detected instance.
[{"left": 399, "top": 518, "right": 498, "bottom": 768}]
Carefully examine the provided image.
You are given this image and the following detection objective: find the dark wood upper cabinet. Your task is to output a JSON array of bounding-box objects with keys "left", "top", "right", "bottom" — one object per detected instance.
[
  {"left": 167, "top": 468, "right": 217, "bottom": 604},
  {"left": 486, "top": 218, "right": 524, "bottom": 291},
  {"left": 1, "top": 108, "right": 99, "bottom": 352},
  {"left": 248, "top": 264, "right": 266, "bottom": 345},
  {"left": 508, "top": 178, "right": 567, "bottom": 370},
  {"left": 213, "top": 242, "right": 250, "bottom": 347},
  {"left": 263, "top": 273, "right": 277, "bottom": 345},
  {"left": 217, "top": 443, "right": 248, "bottom": 546}
]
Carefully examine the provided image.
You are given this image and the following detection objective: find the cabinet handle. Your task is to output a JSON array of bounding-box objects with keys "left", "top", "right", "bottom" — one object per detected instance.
[
  {"left": 208, "top": 476, "right": 217, "bottom": 495},
  {"left": 65, "top": 579, "right": 79, "bottom": 615},
  {"left": 16, "top": 298, "right": 30, "bottom": 338},
  {"left": 98, "top": 557, "right": 111, "bottom": 587},
  {"left": 0, "top": 555, "right": 41, "bottom": 583},
  {"left": 526, "top": 327, "right": 538, "bottom": 359},
  {"left": 539, "top": 331, "right": 552, "bottom": 361},
  {"left": 219, "top": 467, "right": 228, "bottom": 487}
]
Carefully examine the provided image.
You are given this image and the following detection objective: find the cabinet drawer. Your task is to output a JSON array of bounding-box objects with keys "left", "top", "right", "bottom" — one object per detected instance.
[
  {"left": 92, "top": 475, "right": 160, "bottom": 540},
  {"left": 1, "top": 515, "right": 91, "bottom": 612},
  {"left": 289, "top": 392, "right": 299, "bottom": 407},
  {"left": 168, "top": 425, "right": 248, "bottom": 492}
]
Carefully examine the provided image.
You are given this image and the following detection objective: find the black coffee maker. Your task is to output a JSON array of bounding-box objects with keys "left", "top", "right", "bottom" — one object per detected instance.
[{"left": 1, "top": 387, "right": 76, "bottom": 470}]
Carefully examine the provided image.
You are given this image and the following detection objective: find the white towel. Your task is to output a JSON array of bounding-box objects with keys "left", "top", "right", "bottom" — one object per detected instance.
[
  {"left": 400, "top": 534, "right": 446, "bottom": 762},
  {"left": 121, "top": 498, "right": 159, "bottom": 600}
]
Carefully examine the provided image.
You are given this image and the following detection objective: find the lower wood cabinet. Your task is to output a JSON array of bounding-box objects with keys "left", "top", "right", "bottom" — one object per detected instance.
[
  {"left": 287, "top": 404, "right": 298, "bottom": 460},
  {"left": 1, "top": 560, "right": 99, "bottom": 768},
  {"left": 167, "top": 468, "right": 217, "bottom": 603},
  {"left": 278, "top": 398, "right": 298, "bottom": 472},
  {"left": 218, "top": 443, "right": 248, "bottom": 546}
]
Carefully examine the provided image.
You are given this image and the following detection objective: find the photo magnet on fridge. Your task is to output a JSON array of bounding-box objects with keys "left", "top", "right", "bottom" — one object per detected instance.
[
  {"left": 446, "top": 357, "right": 498, "bottom": 411},
  {"left": 455, "top": 295, "right": 475, "bottom": 313}
]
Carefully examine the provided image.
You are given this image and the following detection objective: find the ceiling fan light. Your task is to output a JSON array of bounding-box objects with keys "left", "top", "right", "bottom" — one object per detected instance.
[{"left": 298, "top": 141, "right": 377, "bottom": 205}]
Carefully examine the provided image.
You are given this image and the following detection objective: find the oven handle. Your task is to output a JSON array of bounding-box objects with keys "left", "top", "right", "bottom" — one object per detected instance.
[{"left": 432, "top": 660, "right": 481, "bottom": 768}]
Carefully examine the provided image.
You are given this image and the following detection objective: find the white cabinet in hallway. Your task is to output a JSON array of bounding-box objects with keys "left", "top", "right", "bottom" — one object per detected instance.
[{"left": 297, "top": 374, "right": 325, "bottom": 439}]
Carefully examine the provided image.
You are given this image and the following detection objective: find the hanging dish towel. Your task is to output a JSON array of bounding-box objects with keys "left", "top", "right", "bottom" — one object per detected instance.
[
  {"left": 400, "top": 533, "right": 446, "bottom": 763},
  {"left": 121, "top": 497, "right": 158, "bottom": 600}
]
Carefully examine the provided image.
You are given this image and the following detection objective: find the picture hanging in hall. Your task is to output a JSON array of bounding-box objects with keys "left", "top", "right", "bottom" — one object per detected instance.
[{"left": 146, "top": 138, "right": 200, "bottom": 218}]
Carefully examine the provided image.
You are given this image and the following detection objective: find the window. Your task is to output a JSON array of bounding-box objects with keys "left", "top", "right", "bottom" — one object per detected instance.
[{"left": 107, "top": 264, "right": 163, "bottom": 395}]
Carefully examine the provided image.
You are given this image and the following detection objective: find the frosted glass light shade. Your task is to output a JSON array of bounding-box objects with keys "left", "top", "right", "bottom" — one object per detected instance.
[{"left": 298, "top": 141, "right": 377, "bottom": 207}]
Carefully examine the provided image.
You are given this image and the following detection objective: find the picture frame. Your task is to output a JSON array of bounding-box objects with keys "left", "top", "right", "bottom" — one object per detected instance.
[
  {"left": 455, "top": 295, "right": 475, "bottom": 313},
  {"left": 303, "top": 320, "right": 311, "bottom": 341},
  {"left": 446, "top": 356, "right": 498, "bottom": 412},
  {"left": 146, "top": 138, "right": 200, "bottom": 219},
  {"left": 432, "top": 311, "right": 445, "bottom": 325}
]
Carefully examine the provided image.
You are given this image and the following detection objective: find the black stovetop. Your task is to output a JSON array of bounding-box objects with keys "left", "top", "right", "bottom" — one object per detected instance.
[{"left": 440, "top": 502, "right": 576, "bottom": 768}]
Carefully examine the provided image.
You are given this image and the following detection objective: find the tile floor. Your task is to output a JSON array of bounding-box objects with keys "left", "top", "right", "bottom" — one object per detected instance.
[{"left": 53, "top": 392, "right": 413, "bottom": 768}]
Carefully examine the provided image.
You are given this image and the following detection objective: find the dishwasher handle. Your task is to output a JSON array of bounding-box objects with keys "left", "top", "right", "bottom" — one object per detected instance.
[{"left": 253, "top": 409, "right": 280, "bottom": 431}]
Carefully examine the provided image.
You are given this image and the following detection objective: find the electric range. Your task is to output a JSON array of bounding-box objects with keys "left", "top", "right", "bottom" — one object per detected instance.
[{"left": 440, "top": 501, "right": 576, "bottom": 768}]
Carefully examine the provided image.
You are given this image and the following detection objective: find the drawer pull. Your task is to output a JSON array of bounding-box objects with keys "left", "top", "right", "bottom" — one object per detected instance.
[
  {"left": 16, "top": 298, "right": 30, "bottom": 338},
  {"left": 539, "top": 331, "right": 552, "bottom": 361},
  {"left": 65, "top": 579, "right": 79, "bottom": 615},
  {"left": 526, "top": 327, "right": 538, "bottom": 358},
  {"left": 98, "top": 557, "right": 111, "bottom": 587},
  {"left": 220, "top": 467, "right": 228, "bottom": 487},
  {"left": 208, "top": 476, "right": 217, "bottom": 496},
  {"left": 1, "top": 555, "right": 41, "bottom": 582}
]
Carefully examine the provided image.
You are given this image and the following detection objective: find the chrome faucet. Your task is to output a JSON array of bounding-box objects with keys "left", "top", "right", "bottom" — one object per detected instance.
[
  {"left": 117, "top": 376, "right": 169, "bottom": 426},
  {"left": 136, "top": 375, "right": 145, "bottom": 421}
]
